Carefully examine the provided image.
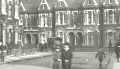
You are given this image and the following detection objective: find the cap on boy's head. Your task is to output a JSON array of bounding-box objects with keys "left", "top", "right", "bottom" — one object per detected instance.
[{"left": 55, "top": 37, "right": 62, "bottom": 42}]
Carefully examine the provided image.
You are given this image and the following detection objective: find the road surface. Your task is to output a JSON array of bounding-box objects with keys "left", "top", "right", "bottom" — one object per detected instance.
[{"left": 0, "top": 52, "right": 114, "bottom": 69}]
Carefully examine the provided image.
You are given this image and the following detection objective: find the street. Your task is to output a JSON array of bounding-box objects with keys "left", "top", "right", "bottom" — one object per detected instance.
[{"left": 0, "top": 52, "right": 115, "bottom": 69}]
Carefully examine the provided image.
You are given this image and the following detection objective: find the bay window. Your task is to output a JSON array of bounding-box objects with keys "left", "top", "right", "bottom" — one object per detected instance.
[
  {"left": 56, "top": 11, "right": 69, "bottom": 25},
  {"left": 104, "top": 9, "right": 116, "bottom": 24},
  {"left": 39, "top": 13, "right": 49, "bottom": 27},
  {"left": 84, "top": 10, "right": 97, "bottom": 25}
]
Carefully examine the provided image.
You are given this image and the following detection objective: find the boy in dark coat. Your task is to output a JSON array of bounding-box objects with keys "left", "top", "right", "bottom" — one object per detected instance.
[
  {"left": 0, "top": 42, "right": 7, "bottom": 63},
  {"left": 114, "top": 45, "right": 120, "bottom": 62},
  {"left": 61, "top": 43, "right": 72, "bottom": 69}
]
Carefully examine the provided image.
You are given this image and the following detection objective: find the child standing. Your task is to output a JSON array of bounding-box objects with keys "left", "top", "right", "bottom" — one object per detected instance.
[
  {"left": 96, "top": 49, "right": 106, "bottom": 68},
  {"left": 61, "top": 43, "right": 72, "bottom": 69}
]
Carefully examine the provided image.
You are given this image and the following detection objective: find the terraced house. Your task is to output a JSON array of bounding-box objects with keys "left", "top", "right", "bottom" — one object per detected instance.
[
  {"left": 0, "top": 0, "right": 20, "bottom": 48},
  {"left": 1, "top": 0, "right": 120, "bottom": 50}
]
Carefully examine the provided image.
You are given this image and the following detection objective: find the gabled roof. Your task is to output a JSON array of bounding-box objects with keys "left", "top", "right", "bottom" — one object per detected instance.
[
  {"left": 55, "top": 0, "right": 68, "bottom": 8},
  {"left": 19, "top": 1, "right": 26, "bottom": 12},
  {"left": 103, "top": 0, "right": 119, "bottom": 6},
  {"left": 21, "top": 0, "right": 41, "bottom": 9},
  {"left": 38, "top": 0, "right": 51, "bottom": 11},
  {"left": 20, "top": 0, "right": 84, "bottom": 10},
  {"left": 20, "top": 0, "right": 120, "bottom": 12},
  {"left": 83, "top": 0, "right": 98, "bottom": 7}
]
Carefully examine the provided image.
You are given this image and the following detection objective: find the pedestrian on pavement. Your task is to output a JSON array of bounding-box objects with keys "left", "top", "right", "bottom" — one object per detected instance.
[
  {"left": 39, "top": 43, "right": 44, "bottom": 52},
  {"left": 114, "top": 44, "right": 120, "bottom": 62},
  {"left": 61, "top": 43, "right": 73, "bottom": 69},
  {"left": 0, "top": 42, "right": 7, "bottom": 64},
  {"left": 96, "top": 48, "right": 106, "bottom": 68},
  {"left": 108, "top": 40, "right": 113, "bottom": 55}
]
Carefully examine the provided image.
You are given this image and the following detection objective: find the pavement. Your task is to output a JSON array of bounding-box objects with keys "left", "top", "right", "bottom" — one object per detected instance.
[
  {"left": 0, "top": 64, "right": 51, "bottom": 69},
  {"left": 104, "top": 52, "right": 120, "bottom": 69},
  {"left": 113, "top": 62, "right": 120, "bottom": 69},
  {"left": 72, "top": 52, "right": 118, "bottom": 69},
  {"left": 108, "top": 53, "right": 120, "bottom": 69},
  {"left": 4, "top": 52, "right": 53, "bottom": 63},
  {"left": 0, "top": 52, "right": 53, "bottom": 69}
]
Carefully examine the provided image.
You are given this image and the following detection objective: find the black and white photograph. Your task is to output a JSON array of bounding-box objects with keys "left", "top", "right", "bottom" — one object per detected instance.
[{"left": 0, "top": 0, "right": 120, "bottom": 69}]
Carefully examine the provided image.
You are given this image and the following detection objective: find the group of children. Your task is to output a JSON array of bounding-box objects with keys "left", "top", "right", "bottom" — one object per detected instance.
[
  {"left": 52, "top": 37, "right": 109, "bottom": 69},
  {"left": 53, "top": 38, "right": 72, "bottom": 69}
]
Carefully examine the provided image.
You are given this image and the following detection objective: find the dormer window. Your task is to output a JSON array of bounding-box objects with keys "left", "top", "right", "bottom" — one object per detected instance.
[
  {"left": 40, "top": 4, "right": 48, "bottom": 10},
  {"left": 88, "top": 0, "right": 92, "bottom": 5},
  {"left": 83, "top": 0, "right": 98, "bottom": 7},
  {"left": 103, "top": 0, "right": 119, "bottom": 5},
  {"left": 56, "top": 0, "right": 68, "bottom": 8},
  {"left": 38, "top": 0, "right": 50, "bottom": 10},
  {"left": 59, "top": 1, "right": 66, "bottom": 7},
  {"left": 109, "top": 0, "right": 112, "bottom": 4}
]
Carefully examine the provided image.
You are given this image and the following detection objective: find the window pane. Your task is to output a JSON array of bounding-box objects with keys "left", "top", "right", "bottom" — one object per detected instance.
[
  {"left": 88, "top": 11, "right": 92, "bottom": 24},
  {"left": 109, "top": 10, "right": 113, "bottom": 24}
]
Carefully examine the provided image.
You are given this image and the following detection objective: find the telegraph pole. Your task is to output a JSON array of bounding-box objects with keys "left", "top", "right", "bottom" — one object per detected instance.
[
  {"left": 0, "top": 23, "right": 3, "bottom": 42},
  {"left": 52, "top": 7, "right": 56, "bottom": 38},
  {"left": 99, "top": 1, "right": 104, "bottom": 48}
]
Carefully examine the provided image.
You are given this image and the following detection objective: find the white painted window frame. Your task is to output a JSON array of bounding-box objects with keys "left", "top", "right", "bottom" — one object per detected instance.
[
  {"left": 84, "top": 10, "right": 96, "bottom": 25},
  {"left": 104, "top": 9, "right": 116, "bottom": 24},
  {"left": 25, "top": 14, "right": 28, "bottom": 27}
]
